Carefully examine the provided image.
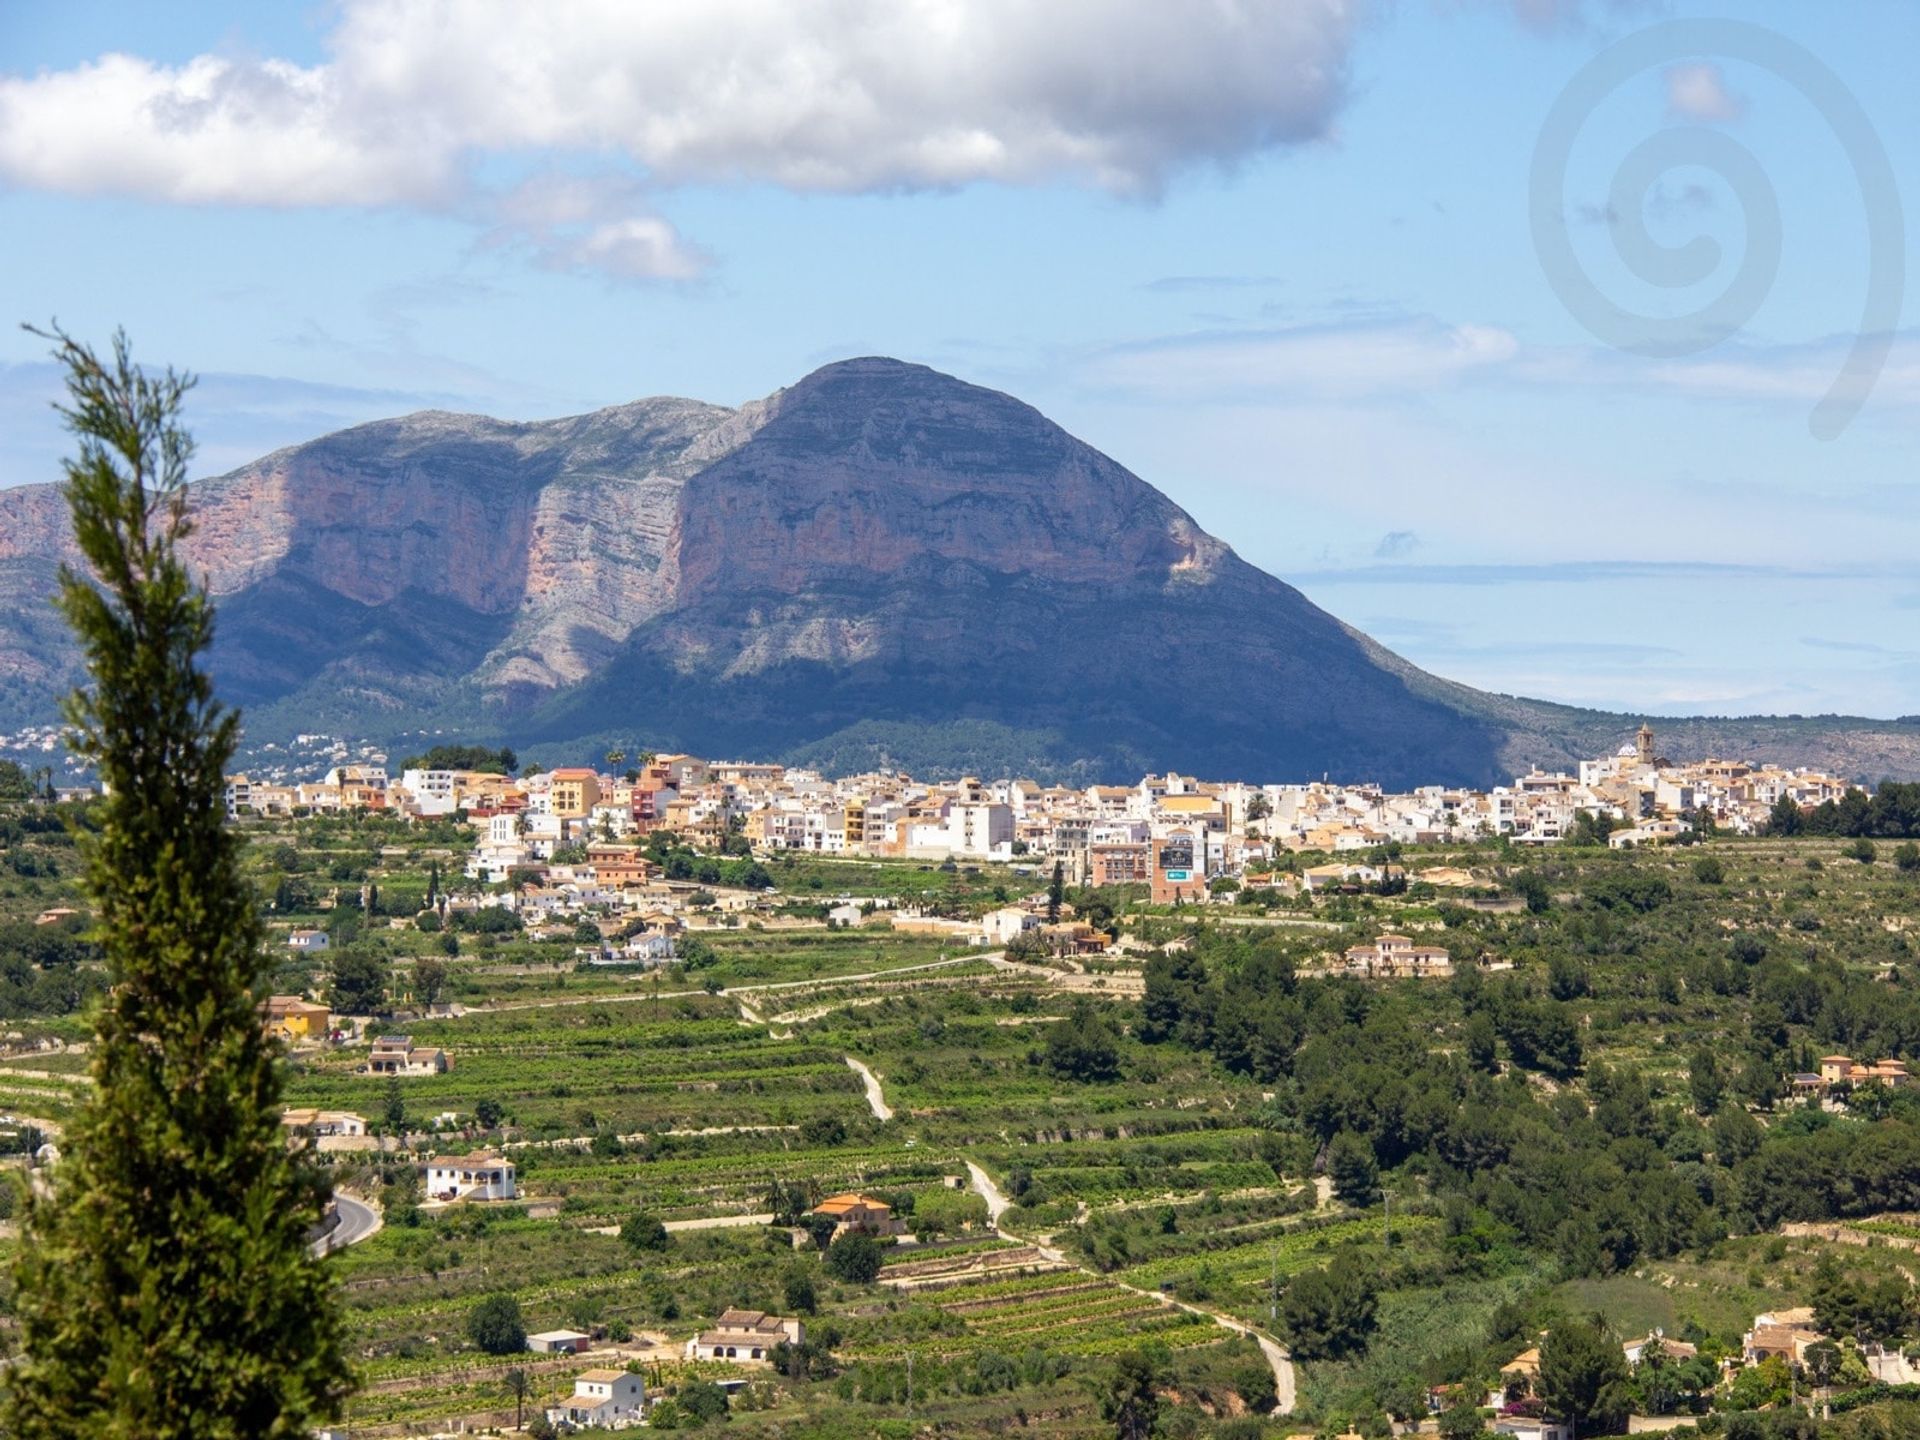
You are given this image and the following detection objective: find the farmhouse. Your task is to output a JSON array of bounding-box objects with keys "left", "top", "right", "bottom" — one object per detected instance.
[
  {"left": 1340, "top": 933, "right": 1453, "bottom": 979},
  {"left": 423, "top": 1151, "right": 517, "bottom": 1202},
  {"left": 809, "top": 1192, "right": 905, "bottom": 1237},
  {"left": 545, "top": 1368, "right": 646, "bottom": 1429},
  {"left": 1743, "top": 1309, "right": 1825, "bottom": 1366},
  {"left": 685, "top": 1308, "right": 804, "bottom": 1363}
]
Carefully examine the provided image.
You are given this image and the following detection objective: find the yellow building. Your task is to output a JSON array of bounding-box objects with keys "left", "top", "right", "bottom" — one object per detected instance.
[
  {"left": 262, "top": 994, "right": 332, "bottom": 1043},
  {"left": 547, "top": 768, "right": 602, "bottom": 820}
]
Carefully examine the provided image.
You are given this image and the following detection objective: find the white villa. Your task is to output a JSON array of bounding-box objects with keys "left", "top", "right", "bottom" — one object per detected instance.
[
  {"left": 546, "top": 1369, "right": 646, "bottom": 1429},
  {"left": 424, "top": 1151, "right": 517, "bottom": 1202}
]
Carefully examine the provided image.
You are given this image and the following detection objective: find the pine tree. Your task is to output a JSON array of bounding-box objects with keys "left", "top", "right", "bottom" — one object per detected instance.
[{"left": 5, "top": 329, "right": 349, "bottom": 1439}]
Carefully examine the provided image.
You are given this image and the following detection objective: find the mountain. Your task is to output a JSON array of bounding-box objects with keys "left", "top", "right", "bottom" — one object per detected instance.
[{"left": 1, "top": 357, "right": 1917, "bottom": 786}]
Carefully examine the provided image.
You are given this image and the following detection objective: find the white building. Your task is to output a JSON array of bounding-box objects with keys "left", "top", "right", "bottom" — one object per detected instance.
[
  {"left": 979, "top": 905, "right": 1041, "bottom": 946},
  {"left": 527, "top": 1329, "right": 595, "bottom": 1355},
  {"left": 399, "top": 768, "right": 460, "bottom": 816},
  {"left": 546, "top": 1368, "right": 647, "bottom": 1429},
  {"left": 685, "top": 1308, "right": 804, "bottom": 1364},
  {"left": 946, "top": 801, "right": 1013, "bottom": 859},
  {"left": 423, "top": 1151, "right": 516, "bottom": 1202}
]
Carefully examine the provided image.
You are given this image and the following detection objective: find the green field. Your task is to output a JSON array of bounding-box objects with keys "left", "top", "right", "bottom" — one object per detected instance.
[{"left": 14, "top": 814, "right": 1920, "bottom": 1436}]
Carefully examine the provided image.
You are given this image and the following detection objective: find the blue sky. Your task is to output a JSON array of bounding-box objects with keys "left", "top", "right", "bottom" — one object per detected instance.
[{"left": 2, "top": 0, "right": 1916, "bottom": 719}]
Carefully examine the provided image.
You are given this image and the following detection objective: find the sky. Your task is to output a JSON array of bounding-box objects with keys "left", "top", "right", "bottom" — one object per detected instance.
[{"left": 2, "top": 0, "right": 1917, "bottom": 720}]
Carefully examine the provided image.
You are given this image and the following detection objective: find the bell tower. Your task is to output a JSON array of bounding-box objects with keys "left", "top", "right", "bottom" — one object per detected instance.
[{"left": 1636, "top": 722, "right": 1655, "bottom": 767}]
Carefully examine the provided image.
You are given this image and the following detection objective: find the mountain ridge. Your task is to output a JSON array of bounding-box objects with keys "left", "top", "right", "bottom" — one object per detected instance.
[{"left": 2, "top": 355, "right": 1917, "bottom": 786}]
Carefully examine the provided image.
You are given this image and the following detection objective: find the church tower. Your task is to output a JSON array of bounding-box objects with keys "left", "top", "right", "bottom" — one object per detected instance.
[{"left": 1636, "top": 722, "right": 1655, "bottom": 768}]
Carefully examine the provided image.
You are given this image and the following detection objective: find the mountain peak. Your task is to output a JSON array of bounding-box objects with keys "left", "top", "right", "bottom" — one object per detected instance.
[{"left": 2, "top": 357, "right": 1916, "bottom": 784}]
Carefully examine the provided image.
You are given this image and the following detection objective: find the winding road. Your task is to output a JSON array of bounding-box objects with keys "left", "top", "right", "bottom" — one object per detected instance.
[
  {"left": 962, "top": 1156, "right": 1295, "bottom": 1413},
  {"left": 314, "top": 1193, "right": 382, "bottom": 1256},
  {"left": 844, "top": 1056, "right": 893, "bottom": 1121}
]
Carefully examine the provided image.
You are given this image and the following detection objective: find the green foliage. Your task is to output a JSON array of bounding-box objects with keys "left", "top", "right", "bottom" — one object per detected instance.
[
  {"left": 1513, "top": 871, "right": 1552, "bottom": 913},
  {"left": 1044, "top": 999, "right": 1123, "bottom": 1082},
  {"left": 466, "top": 1293, "right": 527, "bottom": 1355},
  {"left": 4, "top": 328, "right": 347, "bottom": 1439},
  {"left": 1097, "top": 1348, "right": 1161, "bottom": 1440},
  {"left": 397, "top": 744, "right": 517, "bottom": 775},
  {"left": 785, "top": 1265, "right": 819, "bottom": 1315},
  {"left": 328, "top": 949, "right": 390, "bottom": 1015},
  {"left": 412, "top": 954, "right": 448, "bottom": 1006},
  {"left": 825, "top": 1231, "right": 885, "bottom": 1284},
  {"left": 800, "top": 1114, "right": 847, "bottom": 1146},
  {"left": 1328, "top": 1131, "right": 1379, "bottom": 1205},
  {"left": 0, "top": 915, "right": 104, "bottom": 1019},
  {"left": 1538, "top": 1315, "right": 1631, "bottom": 1436},
  {"left": 1810, "top": 1254, "right": 1917, "bottom": 1343},
  {"left": 1439, "top": 1400, "right": 1489, "bottom": 1440},
  {"left": 620, "top": 1212, "right": 670, "bottom": 1253},
  {"left": 0, "top": 759, "right": 35, "bottom": 801},
  {"left": 1583, "top": 868, "right": 1672, "bottom": 913},
  {"left": 1723, "top": 1354, "right": 1791, "bottom": 1411},
  {"left": 676, "top": 1377, "right": 729, "bottom": 1422},
  {"left": 1281, "top": 1253, "right": 1378, "bottom": 1360}
]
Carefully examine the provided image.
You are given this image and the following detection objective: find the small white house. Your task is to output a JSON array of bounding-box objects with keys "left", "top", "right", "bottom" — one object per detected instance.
[
  {"left": 287, "top": 929, "right": 330, "bottom": 952},
  {"left": 978, "top": 905, "right": 1041, "bottom": 946},
  {"left": 423, "top": 1151, "right": 516, "bottom": 1202},
  {"left": 546, "top": 1368, "right": 646, "bottom": 1429}
]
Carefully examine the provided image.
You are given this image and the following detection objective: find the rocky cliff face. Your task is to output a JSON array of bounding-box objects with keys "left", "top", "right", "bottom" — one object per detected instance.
[{"left": 0, "top": 357, "right": 1915, "bottom": 784}]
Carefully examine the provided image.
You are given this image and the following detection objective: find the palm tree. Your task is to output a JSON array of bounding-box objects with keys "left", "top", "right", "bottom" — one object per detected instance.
[
  {"left": 504, "top": 1366, "right": 531, "bottom": 1430},
  {"left": 605, "top": 748, "right": 626, "bottom": 772}
]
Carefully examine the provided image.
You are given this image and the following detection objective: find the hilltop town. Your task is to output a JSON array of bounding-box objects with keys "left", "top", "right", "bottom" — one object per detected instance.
[{"left": 222, "top": 725, "right": 1853, "bottom": 895}]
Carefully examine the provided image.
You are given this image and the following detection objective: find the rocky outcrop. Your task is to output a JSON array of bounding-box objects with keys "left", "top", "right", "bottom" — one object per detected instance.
[{"left": 1, "top": 357, "right": 1915, "bottom": 784}]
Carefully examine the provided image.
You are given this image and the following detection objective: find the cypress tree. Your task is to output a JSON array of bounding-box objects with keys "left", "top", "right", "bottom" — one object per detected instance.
[{"left": 5, "top": 329, "right": 349, "bottom": 1438}]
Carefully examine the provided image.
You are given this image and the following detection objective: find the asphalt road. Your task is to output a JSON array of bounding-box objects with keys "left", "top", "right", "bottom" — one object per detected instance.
[{"left": 314, "top": 1193, "right": 382, "bottom": 1256}]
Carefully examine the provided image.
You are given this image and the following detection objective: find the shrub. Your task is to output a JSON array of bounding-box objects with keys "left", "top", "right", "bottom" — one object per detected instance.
[
  {"left": 825, "top": 1232, "right": 884, "bottom": 1284},
  {"left": 467, "top": 1293, "right": 526, "bottom": 1355},
  {"left": 620, "top": 1213, "right": 670, "bottom": 1253}
]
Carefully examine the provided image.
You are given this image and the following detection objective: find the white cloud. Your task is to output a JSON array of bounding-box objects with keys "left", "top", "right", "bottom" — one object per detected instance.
[
  {"left": 481, "top": 174, "right": 710, "bottom": 282},
  {"left": 1518, "top": 331, "right": 1920, "bottom": 412},
  {"left": 1665, "top": 62, "right": 1745, "bottom": 123},
  {"left": 0, "top": 0, "right": 1362, "bottom": 278},
  {"left": 1084, "top": 317, "right": 1520, "bottom": 400}
]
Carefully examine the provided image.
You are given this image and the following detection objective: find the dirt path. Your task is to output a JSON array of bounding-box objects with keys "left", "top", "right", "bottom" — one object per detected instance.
[
  {"left": 845, "top": 1056, "right": 893, "bottom": 1121},
  {"left": 963, "top": 1155, "right": 1295, "bottom": 1412},
  {"left": 965, "top": 1160, "right": 1012, "bottom": 1222}
]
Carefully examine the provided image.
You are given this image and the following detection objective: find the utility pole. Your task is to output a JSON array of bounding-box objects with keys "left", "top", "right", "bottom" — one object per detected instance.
[
  {"left": 907, "top": 1348, "right": 914, "bottom": 1418},
  {"left": 1384, "top": 1190, "right": 1390, "bottom": 1249}
]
